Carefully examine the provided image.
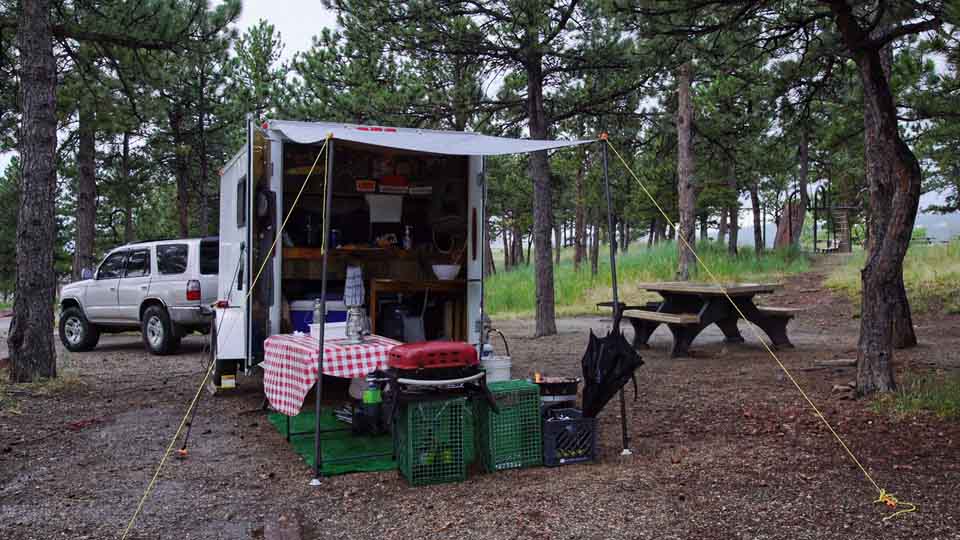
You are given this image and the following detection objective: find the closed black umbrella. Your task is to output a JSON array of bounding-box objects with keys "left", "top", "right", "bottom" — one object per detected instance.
[{"left": 580, "top": 307, "right": 644, "bottom": 418}]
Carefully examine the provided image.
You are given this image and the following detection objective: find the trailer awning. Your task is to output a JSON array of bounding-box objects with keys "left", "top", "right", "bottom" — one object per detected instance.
[{"left": 266, "top": 120, "right": 594, "bottom": 156}]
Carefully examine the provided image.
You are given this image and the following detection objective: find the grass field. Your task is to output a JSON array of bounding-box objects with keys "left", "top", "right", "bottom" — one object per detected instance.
[
  {"left": 485, "top": 241, "right": 810, "bottom": 318},
  {"left": 872, "top": 373, "right": 960, "bottom": 419},
  {"left": 825, "top": 239, "right": 960, "bottom": 315}
]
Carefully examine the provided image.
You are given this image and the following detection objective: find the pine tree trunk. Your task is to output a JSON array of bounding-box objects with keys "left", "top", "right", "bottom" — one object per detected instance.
[
  {"left": 502, "top": 226, "right": 510, "bottom": 271},
  {"left": 624, "top": 221, "right": 630, "bottom": 252},
  {"left": 750, "top": 181, "right": 763, "bottom": 254},
  {"left": 774, "top": 130, "right": 809, "bottom": 249},
  {"left": 718, "top": 210, "right": 727, "bottom": 244},
  {"left": 573, "top": 156, "right": 585, "bottom": 270},
  {"left": 727, "top": 163, "right": 738, "bottom": 255},
  {"left": 526, "top": 50, "right": 557, "bottom": 335},
  {"left": 10, "top": 0, "right": 58, "bottom": 382},
  {"left": 169, "top": 108, "right": 190, "bottom": 237},
  {"left": 122, "top": 133, "right": 135, "bottom": 243},
  {"left": 829, "top": 2, "right": 923, "bottom": 394},
  {"left": 74, "top": 101, "right": 97, "bottom": 280},
  {"left": 590, "top": 211, "right": 599, "bottom": 277},
  {"left": 198, "top": 60, "right": 210, "bottom": 236},
  {"left": 512, "top": 222, "right": 523, "bottom": 267},
  {"left": 485, "top": 222, "right": 496, "bottom": 277},
  {"left": 554, "top": 223, "right": 561, "bottom": 265},
  {"left": 647, "top": 218, "right": 656, "bottom": 248},
  {"left": 698, "top": 214, "right": 708, "bottom": 244},
  {"left": 676, "top": 62, "right": 696, "bottom": 281}
]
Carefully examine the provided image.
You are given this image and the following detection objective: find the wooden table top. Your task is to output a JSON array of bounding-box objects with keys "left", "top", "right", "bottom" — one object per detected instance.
[
  {"left": 636, "top": 281, "right": 779, "bottom": 296},
  {"left": 370, "top": 278, "right": 466, "bottom": 292}
]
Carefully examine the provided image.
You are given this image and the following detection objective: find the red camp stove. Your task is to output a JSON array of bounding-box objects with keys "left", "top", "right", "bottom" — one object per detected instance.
[{"left": 385, "top": 341, "right": 497, "bottom": 412}]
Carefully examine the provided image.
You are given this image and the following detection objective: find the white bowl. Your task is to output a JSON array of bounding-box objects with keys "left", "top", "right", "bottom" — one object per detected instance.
[{"left": 432, "top": 264, "right": 461, "bottom": 280}]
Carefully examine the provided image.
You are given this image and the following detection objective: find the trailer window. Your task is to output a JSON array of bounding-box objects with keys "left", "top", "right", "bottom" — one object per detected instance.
[
  {"left": 157, "top": 244, "right": 188, "bottom": 275},
  {"left": 237, "top": 176, "right": 247, "bottom": 227},
  {"left": 199, "top": 239, "right": 219, "bottom": 275}
]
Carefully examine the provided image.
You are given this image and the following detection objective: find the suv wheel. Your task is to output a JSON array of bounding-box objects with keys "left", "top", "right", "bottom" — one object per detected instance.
[
  {"left": 142, "top": 305, "right": 181, "bottom": 355},
  {"left": 59, "top": 307, "right": 100, "bottom": 351}
]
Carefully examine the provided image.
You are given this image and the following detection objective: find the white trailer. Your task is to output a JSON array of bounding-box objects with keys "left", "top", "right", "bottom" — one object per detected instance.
[{"left": 211, "top": 118, "right": 588, "bottom": 388}]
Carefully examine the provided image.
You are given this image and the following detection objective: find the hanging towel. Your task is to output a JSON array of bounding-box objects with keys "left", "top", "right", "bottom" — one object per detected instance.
[{"left": 344, "top": 265, "right": 365, "bottom": 307}]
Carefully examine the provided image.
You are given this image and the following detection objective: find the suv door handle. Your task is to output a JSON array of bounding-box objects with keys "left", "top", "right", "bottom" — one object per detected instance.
[
  {"left": 140, "top": 285, "right": 148, "bottom": 290},
  {"left": 109, "top": 287, "right": 116, "bottom": 291}
]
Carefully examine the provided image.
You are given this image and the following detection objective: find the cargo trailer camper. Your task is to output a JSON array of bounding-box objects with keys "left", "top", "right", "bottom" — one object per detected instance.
[{"left": 210, "top": 119, "right": 590, "bottom": 389}]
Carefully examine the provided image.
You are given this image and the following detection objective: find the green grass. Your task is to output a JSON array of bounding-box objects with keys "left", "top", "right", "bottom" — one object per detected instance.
[
  {"left": 825, "top": 240, "right": 960, "bottom": 314},
  {"left": 872, "top": 373, "right": 960, "bottom": 419},
  {"left": 485, "top": 241, "right": 810, "bottom": 318}
]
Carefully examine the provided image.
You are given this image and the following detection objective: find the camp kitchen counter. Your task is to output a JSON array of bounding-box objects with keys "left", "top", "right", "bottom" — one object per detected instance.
[
  {"left": 369, "top": 278, "right": 467, "bottom": 341},
  {"left": 599, "top": 282, "right": 798, "bottom": 357},
  {"left": 262, "top": 334, "right": 402, "bottom": 416}
]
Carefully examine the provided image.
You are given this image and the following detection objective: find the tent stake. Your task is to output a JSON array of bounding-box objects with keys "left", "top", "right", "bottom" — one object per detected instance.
[
  {"left": 601, "top": 137, "right": 631, "bottom": 455},
  {"left": 312, "top": 137, "right": 335, "bottom": 483}
]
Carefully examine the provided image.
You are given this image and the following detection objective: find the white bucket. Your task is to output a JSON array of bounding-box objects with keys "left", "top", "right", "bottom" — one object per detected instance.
[
  {"left": 481, "top": 355, "right": 512, "bottom": 383},
  {"left": 311, "top": 322, "right": 346, "bottom": 341}
]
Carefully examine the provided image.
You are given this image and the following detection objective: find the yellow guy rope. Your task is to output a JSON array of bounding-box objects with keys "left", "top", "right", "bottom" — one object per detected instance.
[
  {"left": 120, "top": 136, "right": 331, "bottom": 540},
  {"left": 603, "top": 137, "right": 916, "bottom": 521}
]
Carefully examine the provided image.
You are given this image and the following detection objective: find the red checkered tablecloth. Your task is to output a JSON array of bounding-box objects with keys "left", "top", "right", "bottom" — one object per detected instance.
[{"left": 262, "top": 334, "right": 401, "bottom": 416}]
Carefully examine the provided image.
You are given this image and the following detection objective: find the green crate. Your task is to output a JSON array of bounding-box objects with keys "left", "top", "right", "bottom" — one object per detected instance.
[
  {"left": 478, "top": 380, "right": 543, "bottom": 472},
  {"left": 396, "top": 398, "right": 468, "bottom": 486}
]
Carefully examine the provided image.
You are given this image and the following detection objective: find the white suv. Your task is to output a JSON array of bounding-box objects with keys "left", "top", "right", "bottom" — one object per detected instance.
[{"left": 59, "top": 237, "right": 219, "bottom": 354}]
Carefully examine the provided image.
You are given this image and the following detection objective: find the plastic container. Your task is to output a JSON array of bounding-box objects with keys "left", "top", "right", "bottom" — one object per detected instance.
[
  {"left": 310, "top": 322, "right": 346, "bottom": 341},
  {"left": 396, "top": 398, "right": 468, "bottom": 486},
  {"left": 477, "top": 380, "right": 542, "bottom": 472},
  {"left": 291, "top": 299, "right": 347, "bottom": 333},
  {"left": 542, "top": 408, "right": 597, "bottom": 467},
  {"left": 481, "top": 355, "right": 511, "bottom": 383}
]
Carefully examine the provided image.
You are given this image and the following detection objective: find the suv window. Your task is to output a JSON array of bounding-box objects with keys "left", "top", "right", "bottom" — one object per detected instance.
[
  {"left": 97, "top": 251, "right": 126, "bottom": 280},
  {"left": 125, "top": 249, "right": 151, "bottom": 278},
  {"left": 200, "top": 239, "right": 219, "bottom": 275},
  {"left": 157, "top": 244, "right": 188, "bottom": 274}
]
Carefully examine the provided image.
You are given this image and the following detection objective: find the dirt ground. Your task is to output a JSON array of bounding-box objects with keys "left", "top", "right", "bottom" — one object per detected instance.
[{"left": 1, "top": 257, "right": 959, "bottom": 540}]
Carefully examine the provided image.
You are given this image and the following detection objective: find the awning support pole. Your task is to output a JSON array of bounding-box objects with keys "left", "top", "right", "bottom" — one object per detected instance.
[
  {"left": 601, "top": 138, "right": 631, "bottom": 456},
  {"left": 311, "top": 137, "right": 335, "bottom": 485}
]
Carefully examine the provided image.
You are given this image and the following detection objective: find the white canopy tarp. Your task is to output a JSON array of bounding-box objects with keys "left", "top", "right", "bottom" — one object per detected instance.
[{"left": 267, "top": 119, "right": 594, "bottom": 156}]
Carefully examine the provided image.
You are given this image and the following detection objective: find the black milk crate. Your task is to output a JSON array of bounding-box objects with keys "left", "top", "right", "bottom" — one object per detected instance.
[{"left": 542, "top": 408, "right": 597, "bottom": 467}]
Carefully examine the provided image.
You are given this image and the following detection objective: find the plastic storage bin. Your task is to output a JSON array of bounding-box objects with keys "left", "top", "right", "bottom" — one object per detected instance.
[
  {"left": 290, "top": 299, "right": 347, "bottom": 333},
  {"left": 396, "top": 398, "right": 468, "bottom": 486},
  {"left": 478, "top": 380, "right": 542, "bottom": 472},
  {"left": 542, "top": 408, "right": 597, "bottom": 467}
]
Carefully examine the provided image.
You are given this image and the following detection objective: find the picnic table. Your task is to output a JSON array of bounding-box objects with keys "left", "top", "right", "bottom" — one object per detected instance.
[{"left": 599, "top": 282, "right": 798, "bottom": 358}]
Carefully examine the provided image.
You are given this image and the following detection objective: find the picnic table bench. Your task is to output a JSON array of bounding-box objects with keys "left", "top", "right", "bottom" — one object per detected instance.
[{"left": 598, "top": 282, "right": 798, "bottom": 357}]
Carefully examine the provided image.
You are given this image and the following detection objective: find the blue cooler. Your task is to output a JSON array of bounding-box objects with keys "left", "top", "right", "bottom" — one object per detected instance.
[{"left": 290, "top": 299, "right": 348, "bottom": 333}]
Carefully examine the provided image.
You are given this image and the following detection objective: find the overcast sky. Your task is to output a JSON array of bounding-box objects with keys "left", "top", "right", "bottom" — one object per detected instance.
[{"left": 233, "top": 0, "right": 338, "bottom": 61}]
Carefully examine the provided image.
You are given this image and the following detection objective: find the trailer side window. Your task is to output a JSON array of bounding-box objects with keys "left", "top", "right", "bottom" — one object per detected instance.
[{"left": 237, "top": 176, "right": 247, "bottom": 227}]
